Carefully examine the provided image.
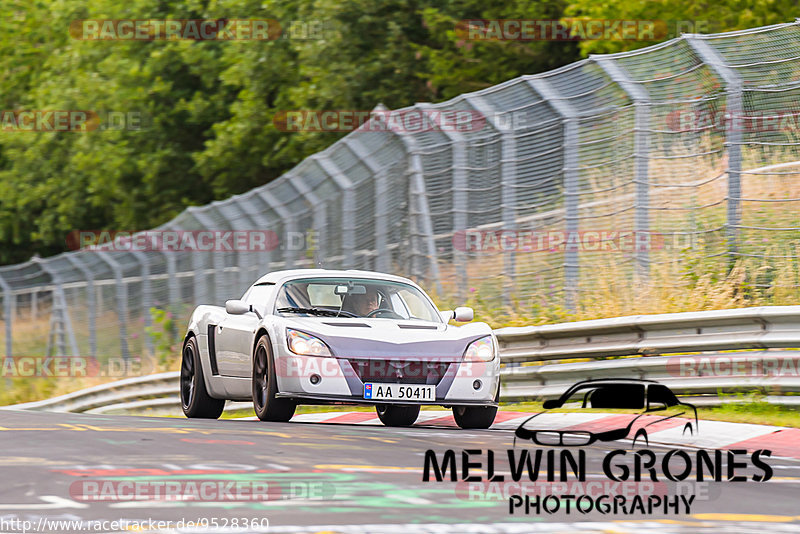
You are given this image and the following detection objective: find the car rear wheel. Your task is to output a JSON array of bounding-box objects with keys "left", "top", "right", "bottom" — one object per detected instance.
[
  {"left": 453, "top": 405, "right": 497, "bottom": 429},
  {"left": 253, "top": 335, "right": 296, "bottom": 422},
  {"left": 181, "top": 336, "right": 225, "bottom": 419},
  {"left": 376, "top": 404, "right": 420, "bottom": 426}
]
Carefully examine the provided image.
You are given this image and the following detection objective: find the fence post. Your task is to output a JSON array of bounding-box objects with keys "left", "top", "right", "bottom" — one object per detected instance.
[
  {"left": 418, "top": 103, "right": 468, "bottom": 300},
  {"left": 381, "top": 107, "right": 442, "bottom": 293},
  {"left": 258, "top": 190, "right": 296, "bottom": 269},
  {"left": 594, "top": 56, "right": 651, "bottom": 281},
  {"left": 464, "top": 93, "right": 516, "bottom": 307},
  {"left": 343, "top": 137, "right": 389, "bottom": 272},
  {"left": 214, "top": 201, "right": 266, "bottom": 295},
  {"left": 163, "top": 250, "right": 179, "bottom": 310},
  {"left": 237, "top": 194, "right": 278, "bottom": 279},
  {"left": 287, "top": 172, "right": 327, "bottom": 268},
  {"left": 527, "top": 77, "right": 580, "bottom": 312},
  {"left": 33, "top": 258, "right": 79, "bottom": 357},
  {"left": 129, "top": 250, "right": 154, "bottom": 356},
  {"left": 314, "top": 154, "right": 355, "bottom": 269},
  {"left": 685, "top": 35, "right": 742, "bottom": 258},
  {"left": 65, "top": 254, "right": 97, "bottom": 358},
  {"left": 0, "top": 272, "right": 12, "bottom": 358},
  {"left": 96, "top": 251, "right": 129, "bottom": 360},
  {"left": 187, "top": 208, "right": 224, "bottom": 305}
]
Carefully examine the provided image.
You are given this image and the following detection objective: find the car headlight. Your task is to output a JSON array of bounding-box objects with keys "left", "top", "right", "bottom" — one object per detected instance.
[
  {"left": 464, "top": 335, "right": 495, "bottom": 362},
  {"left": 287, "top": 329, "right": 331, "bottom": 357}
]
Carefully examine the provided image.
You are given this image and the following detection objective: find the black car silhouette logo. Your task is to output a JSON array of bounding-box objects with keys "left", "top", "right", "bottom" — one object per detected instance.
[{"left": 515, "top": 379, "right": 698, "bottom": 447}]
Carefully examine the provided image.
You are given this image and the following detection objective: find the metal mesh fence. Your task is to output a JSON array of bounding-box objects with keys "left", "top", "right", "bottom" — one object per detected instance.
[{"left": 2, "top": 22, "right": 800, "bottom": 360}]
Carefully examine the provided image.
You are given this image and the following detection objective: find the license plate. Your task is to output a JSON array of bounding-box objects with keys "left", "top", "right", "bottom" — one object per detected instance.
[{"left": 363, "top": 383, "right": 435, "bottom": 401}]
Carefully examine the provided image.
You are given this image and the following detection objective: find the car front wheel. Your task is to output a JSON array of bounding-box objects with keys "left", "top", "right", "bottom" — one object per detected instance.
[
  {"left": 252, "top": 335, "right": 296, "bottom": 422},
  {"left": 376, "top": 404, "right": 420, "bottom": 426},
  {"left": 181, "top": 336, "right": 225, "bottom": 419},
  {"left": 453, "top": 405, "right": 497, "bottom": 429}
]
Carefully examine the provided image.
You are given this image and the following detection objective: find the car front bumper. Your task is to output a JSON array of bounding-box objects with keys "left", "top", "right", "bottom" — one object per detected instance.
[{"left": 274, "top": 353, "right": 500, "bottom": 404}]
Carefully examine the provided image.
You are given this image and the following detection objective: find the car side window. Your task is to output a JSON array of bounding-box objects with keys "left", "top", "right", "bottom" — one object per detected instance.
[
  {"left": 588, "top": 385, "right": 645, "bottom": 409},
  {"left": 390, "top": 293, "right": 411, "bottom": 319},
  {"left": 397, "top": 289, "right": 437, "bottom": 321},
  {"left": 647, "top": 384, "right": 679, "bottom": 409},
  {"left": 244, "top": 284, "right": 274, "bottom": 312}
]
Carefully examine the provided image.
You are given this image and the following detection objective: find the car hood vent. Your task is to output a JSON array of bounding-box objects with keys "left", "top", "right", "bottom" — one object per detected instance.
[
  {"left": 397, "top": 324, "right": 439, "bottom": 330},
  {"left": 322, "top": 322, "right": 371, "bottom": 327}
]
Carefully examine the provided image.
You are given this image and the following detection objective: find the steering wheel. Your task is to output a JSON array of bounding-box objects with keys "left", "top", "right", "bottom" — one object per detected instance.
[{"left": 367, "top": 308, "right": 404, "bottom": 319}]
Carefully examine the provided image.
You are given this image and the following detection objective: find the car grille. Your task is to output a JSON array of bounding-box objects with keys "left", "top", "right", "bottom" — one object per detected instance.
[{"left": 347, "top": 359, "right": 450, "bottom": 385}]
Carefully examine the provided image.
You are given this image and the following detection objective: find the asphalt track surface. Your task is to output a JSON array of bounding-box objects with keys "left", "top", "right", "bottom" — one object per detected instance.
[{"left": 1, "top": 409, "right": 800, "bottom": 533}]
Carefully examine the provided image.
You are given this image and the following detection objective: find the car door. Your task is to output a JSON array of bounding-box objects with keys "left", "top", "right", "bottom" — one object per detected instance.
[
  {"left": 215, "top": 283, "right": 274, "bottom": 378},
  {"left": 643, "top": 383, "right": 693, "bottom": 432}
]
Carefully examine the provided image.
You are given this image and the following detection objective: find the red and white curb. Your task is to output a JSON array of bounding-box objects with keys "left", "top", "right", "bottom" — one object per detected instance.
[{"left": 244, "top": 410, "right": 800, "bottom": 459}]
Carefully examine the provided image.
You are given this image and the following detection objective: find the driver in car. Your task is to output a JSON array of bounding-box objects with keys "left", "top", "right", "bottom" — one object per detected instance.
[{"left": 349, "top": 287, "right": 381, "bottom": 317}]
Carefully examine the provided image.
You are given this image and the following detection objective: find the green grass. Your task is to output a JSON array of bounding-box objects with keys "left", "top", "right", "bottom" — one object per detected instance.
[
  {"left": 501, "top": 400, "right": 800, "bottom": 428},
  {"left": 219, "top": 398, "right": 800, "bottom": 428}
]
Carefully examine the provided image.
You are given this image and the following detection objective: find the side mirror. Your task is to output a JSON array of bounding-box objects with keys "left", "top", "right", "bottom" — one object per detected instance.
[
  {"left": 542, "top": 399, "right": 560, "bottom": 410},
  {"left": 225, "top": 299, "right": 250, "bottom": 315},
  {"left": 453, "top": 306, "right": 474, "bottom": 322}
]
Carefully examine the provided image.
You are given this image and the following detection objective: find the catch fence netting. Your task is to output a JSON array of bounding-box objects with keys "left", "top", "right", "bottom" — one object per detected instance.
[{"left": 2, "top": 22, "right": 800, "bottom": 360}]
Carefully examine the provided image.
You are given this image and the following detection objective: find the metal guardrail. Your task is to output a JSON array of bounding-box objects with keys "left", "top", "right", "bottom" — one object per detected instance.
[
  {"left": 496, "top": 305, "right": 800, "bottom": 403},
  {"left": 3, "top": 306, "right": 799, "bottom": 415},
  {"left": 4, "top": 22, "right": 800, "bottom": 362},
  {"left": 6, "top": 372, "right": 180, "bottom": 413}
]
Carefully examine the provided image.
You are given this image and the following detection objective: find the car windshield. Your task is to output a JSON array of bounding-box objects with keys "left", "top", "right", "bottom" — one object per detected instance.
[{"left": 275, "top": 277, "right": 442, "bottom": 322}]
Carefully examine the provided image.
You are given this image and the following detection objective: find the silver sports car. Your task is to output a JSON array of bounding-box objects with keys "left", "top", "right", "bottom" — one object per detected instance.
[{"left": 180, "top": 269, "right": 500, "bottom": 428}]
